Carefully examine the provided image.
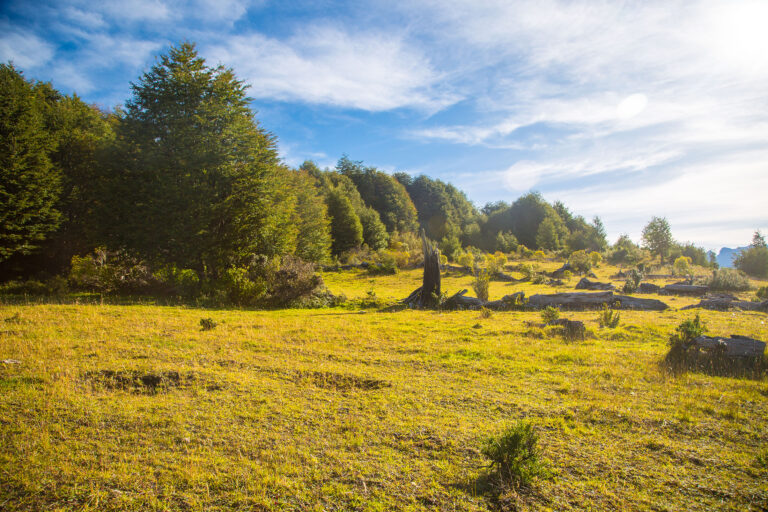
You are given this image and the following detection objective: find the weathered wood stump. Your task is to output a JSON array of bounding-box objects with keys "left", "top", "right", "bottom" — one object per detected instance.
[
  {"left": 554, "top": 318, "right": 586, "bottom": 340},
  {"left": 574, "top": 277, "right": 614, "bottom": 290},
  {"left": 401, "top": 231, "right": 441, "bottom": 308}
]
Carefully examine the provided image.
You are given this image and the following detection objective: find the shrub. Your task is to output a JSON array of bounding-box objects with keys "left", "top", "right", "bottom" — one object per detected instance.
[
  {"left": 439, "top": 254, "right": 448, "bottom": 266},
  {"left": 219, "top": 267, "right": 268, "bottom": 306},
  {"left": 540, "top": 306, "right": 560, "bottom": 325},
  {"left": 485, "top": 252, "right": 507, "bottom": 276},
  {"left": 673, "top": 256, "right": 692, "bottom": 277},
  {"left": 473, "top": 269, "right": 490, "bottom": 302},
  {"left": 533, "top": 250, "right": 546, "bottom": 260},
  {"left": 598, "top": 303, "right": 621, "bottom": 328},
  {"left": 367, "top": 252, "right": 398, "bottom": 275},
  {"left": 757, "top": 286, "right": 768, "bottom": 300},
  {"left": 668, "top": 313, "right": 706, "bottom": 356},
  {"left": 269, "top": 255, "right": 324, "bottom": 306},
  {"left": 480, "top": 306, "right": 492, "bottom": 319},
  {"left": 568, "top": 250, "right": 591, "bottom": 273},
  {"left": 707, "top": 268, "right": 752, "bottom": 291},
  {"left": 562, "top": 270, "right": 572, "bottom": 281},
  {"left": 519, "top": 263, "right": 535, "bottom": 280},
  {"left": 458, "top": 251, "right": 474, "bottom": 269},
  {"left": 155, "top": 265, "right": 200, "bottom": 297},
  {"left": 482, "top": 420, "right": 546, "bottom": 490},
  {"left": 734, "top": 246, "right": 768, "bottom": 278},
  {"left": 199, "top": 318, "right": 217, "bottom": 331},
  {"left": 589, "top": 251, "right": 602, "bottom": 267}
]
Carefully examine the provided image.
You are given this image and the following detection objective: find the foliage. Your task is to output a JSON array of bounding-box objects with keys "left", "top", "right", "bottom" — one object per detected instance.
[
  {"left": 472, "top": 269, "right": 490, "bottom": 302},
  {"left": 589, "top": 251, "right": 602, "bottom": 267},
  {"left": 598, "top": 303, "right": 621, "bottom": 328},
  {"left": 485, "top": 252, "right": 507, "bottom": 276},
  {"left": 199, "top": 318, "right": 217, "bottom": 331},
  {"left": 439, "top": 235, "right": 462, "bottom": 262},
  {"left": 540, "top": 306, "right": 560, "bottom": 325},
  {"left": 756, "top": 286, "right": 768, "bottom": 300},
  {"left": 642, "top": 217, "right": 674, "bottom": 262},
  {"left": 669, "top": 313, "right": 706, "bottom": 350},
  {"left": 105, "top": 43, "right": 292, "bottom": 275},
  {"left": 326, "top": 188, "right": 363, "bottom": 255},
  {"left": 0, "top": 64, "right": 61, "bottom": 262},
  {"left": 367, "top": 252, "right": 398, "bottom": 275},
  {"left": 734, "top": 245, "right": 768, "bottom": 278},
  {"left": 289, "top": 170, "right": 332, "bottom": 263},
  {"left": 707, "top": 268, "right": 752, "bottom": 291},
  {"left": 401, "top": 174, "right": 478, "bottom": 243},
  {"left": 337, "top": 156, "right": 418, "bottom": 234},
  {"left": 482, "top": 420, "right": 546, "bottom": 489},
  {"left": 562, "top": 270, "right": 573, "bottom": 281},
  {"left": 568, "top": 250, "right": 592, "bottom": 273},
  {"left": 608, "top": 234, "right": 645, "bottom": 265},
  {"left": 357, "top": 205, "right": 389, "bottom": 250},
  {"left": 457, "top": 251, "right": 474, "bottom": 269},
  {"left": 673, "top": 256, "right": 693, "bottom": 277}
]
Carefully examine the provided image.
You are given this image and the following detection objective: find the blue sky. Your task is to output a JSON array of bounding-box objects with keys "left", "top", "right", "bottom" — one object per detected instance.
[{"left": 2, "top": 0, "right": 767, "bottom": 249}]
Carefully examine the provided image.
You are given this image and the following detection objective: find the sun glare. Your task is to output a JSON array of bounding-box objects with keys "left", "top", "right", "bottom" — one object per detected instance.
[
  {"left": 616, "top": 93, "right": 648, "bottom": 119},
  {"left": 706, "top": 1, "right": 768, "bottom": 73}
]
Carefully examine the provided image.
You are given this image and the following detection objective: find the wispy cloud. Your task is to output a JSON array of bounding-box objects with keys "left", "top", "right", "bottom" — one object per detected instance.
[{"left": 206, "top": 26, "right": 459, "bottom": 111}]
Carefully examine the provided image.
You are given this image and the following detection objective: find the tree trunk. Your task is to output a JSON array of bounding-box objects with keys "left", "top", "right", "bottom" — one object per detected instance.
[{"left": 420, "top": 231, "right": 441, "bottom": 308}]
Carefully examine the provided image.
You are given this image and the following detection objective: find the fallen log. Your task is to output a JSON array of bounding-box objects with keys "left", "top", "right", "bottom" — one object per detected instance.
[
  {"left": 691, "top": 335, "right": 766, "bottom": 358},
  {"left": 574, "top": 277, "right": 614, "bottom": 291},
  {"left": 636, "top": 283, "right": 661, "bottom": 294},
  {"left": 526, "top": 291, "right": 668, "bottom": 311},
  {"left": 662, "top": 283, "right": 709, "bottom": 296},
  {"left": 682, "top": 298, "right": 768, "bottom": 312},
  {"left": 484, "top": 291, "right": 526, "bottom": 311},
  {"left": 443, "top": 289, "right": 484, "bottom": 310}
]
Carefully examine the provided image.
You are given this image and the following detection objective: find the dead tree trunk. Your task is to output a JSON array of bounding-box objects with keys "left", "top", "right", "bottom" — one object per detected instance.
[{"left": 420, "top": 231, "right": 441, "bottom": 308}]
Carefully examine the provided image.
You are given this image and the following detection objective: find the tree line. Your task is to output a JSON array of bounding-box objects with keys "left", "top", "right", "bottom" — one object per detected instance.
[{"left": 2, "top": 42, "right": 762, "bottom": 301}]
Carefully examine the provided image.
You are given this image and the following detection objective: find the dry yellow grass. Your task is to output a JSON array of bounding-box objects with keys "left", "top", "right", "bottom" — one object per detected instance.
[{"left": 1, "top": 262, "right": 767, "bottom": 511}]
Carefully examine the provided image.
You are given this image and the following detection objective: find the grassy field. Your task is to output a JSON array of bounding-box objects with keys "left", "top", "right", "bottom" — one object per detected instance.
[{"left": 1, "top": 263, "right": 767, "bottom": 511}]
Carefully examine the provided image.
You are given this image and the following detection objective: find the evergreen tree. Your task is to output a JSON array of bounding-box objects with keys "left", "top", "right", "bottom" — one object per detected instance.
[
  {"left": 107, "top": 43, "right": 291, "bottom": 275},
  {"left": 289, "top": 169, "right": 332, "bottom": 263},
  {"left": 326, "top": 188, "right": 363, "bottom": 255},
  {"left": 0, "top": 64, "right": 61, "bottom": 262}
]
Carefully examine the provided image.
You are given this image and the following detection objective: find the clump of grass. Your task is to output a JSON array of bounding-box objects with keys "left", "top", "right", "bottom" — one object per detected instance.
[
  {"left": 473, "top": 269, "right": 490, "bottom": 303},
  {"left": 482, "top": 420, "right": 547, "bottom": 490},
  {"left": 199, "top": 318, "right": 218, "bottom": 331},
  {"left": 540, "top": 306, "right": 560, "bottom": 325},
  {"left": 707, "top": 268, "right": 752, "bottom": 291},
  {"left": 756, "top": 286, "right": 768, "bottom": 300},
  {"left": 597, "top": 303, "right": 621, "bottom": 328},
  {"left": 479, "top": 306, "right": 492, "bottom": 319}
]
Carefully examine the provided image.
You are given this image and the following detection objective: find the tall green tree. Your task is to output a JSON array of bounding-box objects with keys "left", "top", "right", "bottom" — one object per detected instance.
[
  {"left": 337, "top": 156, "right": 418, "bottom": 234},
  {"left": 0, "top": 64, "right": 61, "bottom": 262},
  {"left": 326, "top": 188, "right": 363, "bottom": 255},
  {"left": 289, "top": 169, "right": 332, "bottom": 263},
  {"left": 641, "top": 217, "right": 674, "bottom": 262},
  {"left": 107, "top": 42, "right": 292, "bottom": 275}
]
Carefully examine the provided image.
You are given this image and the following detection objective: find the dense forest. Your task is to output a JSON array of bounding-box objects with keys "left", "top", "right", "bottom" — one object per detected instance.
[{"left": 2, "top": 43, "right": 763, "bottom": 304}]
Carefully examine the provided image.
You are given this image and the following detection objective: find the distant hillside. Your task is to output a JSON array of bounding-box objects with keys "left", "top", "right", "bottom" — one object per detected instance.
[{"left": 717, "top": 246, "right": 747, "bottom": 268}]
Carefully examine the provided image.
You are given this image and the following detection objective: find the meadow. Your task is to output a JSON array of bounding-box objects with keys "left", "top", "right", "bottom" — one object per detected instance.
[{"left": 1, "top": 261, "right": 767, "bottom": 511}]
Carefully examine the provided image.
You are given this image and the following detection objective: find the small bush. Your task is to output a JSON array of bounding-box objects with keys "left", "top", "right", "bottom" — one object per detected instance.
[
  {"left": 367, "top": 252, "right": 398, "bottom": 275},
  {"left": 482, "top": 420, "right": 547, "bottom": 490},
  {"left": 756, "top": 286, "right": 768, "bottom": 300},
  {"left": 519, "top": 263, "right": 535, "bottom": 280},
  {"left": 458, "top": 252, "right": 474, "bottom": 269},
  {"left": 734, "top": 245, "right": 768, "bottom": 278},
  {"left": 568, "top": 250, "right": 591, "bottom": 273},
  {"left": 589, "top": 251, "right": 602, "bottom": 267},
  {"left": 533, "top": 250, "right": 546, "bottom": 260},
  {"left": 666, "top": 313, "right": 706, "bottom": 363},
  {"left": 540, "top": 306, "right": 560, "bottom": 325},
  {"left": 707, "top": 268, "right": 752, "bottom": 291},
  {"left": 673, "top": 256, "right": 692, "bottom": 277},
  {"left": 480, "top": 306, "right": 492, "bottom": 319},
  {"left": 199, "top": 318, "right": 217, "bottom": 331},
  {"left": 473, "top": 269, "right": 491, "bottom": 302},
  {"left": 598, "top": 303, "right": 621, "bottom": 328}
]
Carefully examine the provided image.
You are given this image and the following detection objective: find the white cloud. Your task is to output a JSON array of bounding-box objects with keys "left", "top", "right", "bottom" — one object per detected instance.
[
  {"left": 0, "top": 25, "right": 55, "bottom": 68},
  {"left": 205, "top": 26, "right": 459, "bottom": 111}
]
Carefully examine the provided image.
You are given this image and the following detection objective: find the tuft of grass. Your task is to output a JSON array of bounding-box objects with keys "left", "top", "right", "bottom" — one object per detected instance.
[
  {"left": 479, "top": 306, "right": 492, "bottom": 319},
  {"left": 473, "top": 269, "right": 490, "bottom": 303},
  {"left": 597, "top": 303, "right": 621, "bottom": 328}
]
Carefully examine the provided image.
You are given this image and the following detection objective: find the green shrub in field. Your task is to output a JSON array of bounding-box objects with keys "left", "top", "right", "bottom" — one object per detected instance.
[
  {"left": 589, "top": 251, "right": 602, "bottom": 267},
  {"left": 367, "top": 252, "right": 398, "bottom": 275},
  {"left": 473, "top": 269, "right": 490, "bottom": 302},
  {"left": 540, "top": 306, "right": 560, "bottom": 325},
  {"left": 756, "top": 286, "right": 768, "bottom": 300},
  {"left": 482, "top": 420, "right": 547, "bottom": 489},
  {"left": 673, "top": 256, "right": 693, "bottom": 277},
  {"left": 598, "top": 303, "right": 621, "bottom": 328},
  {"left": 734, "top": 244, "right": 768, "bottom": 278},
  {"left": 568, "top": 250, "right": 591, "bottom": 273},
  {"left": 458, "top": 251, "right": 474, "bottom": 269},
  {"left": 219, "top": 267, "right": 269, "bottom": 306},
  {"left": 199, "top": 318, "right": 217, "bottom": 331},
  {"left": 707, "top": 268, "right": 752, "bottom": 291},
  {"left": 480, "top": 306, "right": 492, "bottom": 319},
  {"left": 667, "top": 313, "right": 706, "bottom": 361}
]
